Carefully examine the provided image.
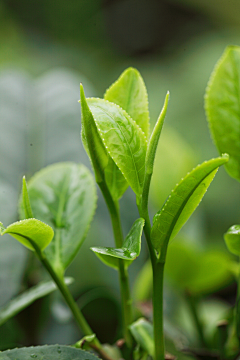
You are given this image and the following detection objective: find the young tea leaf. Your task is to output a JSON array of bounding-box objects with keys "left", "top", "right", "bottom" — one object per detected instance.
[
  {"left": 1, "top": 219, "right": 54, "bottom": 252},
  {"left": 19, "top": 163, "right": 96, "bottom": 275},
  {"left": 224, "top": 225, "right": 240, "bottom": 256},
  {"left": 104, "top": 67, "right": 150, "bottom": 138},
  {"left": 129, "top": 318, "right": 154, "bottom": 357},
  {"left": 205, "top": 46, "right": 240, "bottom": 181},
  {"left": 87, "top": 98, "right": 147, "bottom": 196},
  {"left": 0, "top": 345, "right": 99, "bottom": 360},
  {"left": 91, "top": 218, "right": 144, "bottom": 269},
  {"left": 151, "top": 155, "right": 229, "bottom": 261},
  {"left": 80, "top": 85, "right": 128, "bottom": 200},
  {"left": 0, "top": 277, "right": 73, "bottom": 327},
  {"left": 21, "top": 176, "right": 34, "bottom": 219}
]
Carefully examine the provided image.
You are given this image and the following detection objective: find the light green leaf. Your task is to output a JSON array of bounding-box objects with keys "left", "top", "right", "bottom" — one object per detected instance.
[
  {"left": 151, "top": 155, "right": 229, "bottom": 260},
  {"left": 80, "top": 84, "right": 109, "bottom": 183},
  {"left": 104, "top": 67, "right": 150, "bottom": 138},
  {"left": 205, "top": 46, "right": 240, "bottom": 181},
  {"left": 19, "top": 163, "right": 96, "bottom": 275},
  {"left": 74, "top": 334, "right": 96, "bottom": 349},
  {"left": 1, "top": 219, "right": 54, "bottom": 252},
  {"left": 91, "top": 218, "right": 144, "bottom": 269},
  {"left": 0, "top": 277, "right": 73, "bottom": 327},
  {"left": 80, "top": 85, "right": 128, "bottom": 200},
  {"left": 21, "top": 176, "right": 34, "bottom": 219},
  {"left": 0, "top": 345, "right": 99, "bottom": 359},
  {"left": 87, "top": 98, "right": 147, "bottom": 196},
  {"left": 129, "top": 318, "right": 154, "bottom": 357},
  {"left": 165, "top": 240, "right": 233, "bottom": 295},
  {"left": 224, "top": 225, "right": 240, "bottom": 256}
]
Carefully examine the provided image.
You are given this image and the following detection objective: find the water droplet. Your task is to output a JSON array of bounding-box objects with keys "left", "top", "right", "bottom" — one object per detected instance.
[{"left": 57, "top": 347, "right": 62, "bottom": 354}]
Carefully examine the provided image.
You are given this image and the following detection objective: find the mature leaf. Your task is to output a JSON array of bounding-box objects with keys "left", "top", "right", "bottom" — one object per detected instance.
[
  {"left": 151, "top": 155, "right": 229, "bottom": 260},
  {"left": 21, "top": 177, "right": 34, "bottom": 219},
  {"left": 1, "top": 219, "right": 54, "bottom": 252},
  {"left": 165, "top": 240, "right": 233, "bottom": 295},
  {"left": 91, "top": 218, "right": 144, "bottom": 269},
  {"left": 104, "top": 67, "right": 150, "bottom": 138},
  {"left": 224, "top": 225, "right": 240, "bottom": 256},
  {"left": 0, "top": 345, "right": 99, "bottom": 359},
  {"left": 104, "top": 157, "right": 129, "bottom": 200},
  {"left": 0, "top": 277, "right": 73, "bottom": 327},
  {"left": 87, "top": 98, "right": 147, "bottom": 196},
  {"left": 19, "top": 163, "right": 96, "bottom": 275},
  {"left": 129, "top": 318, "right": 154, "bottom": 357},
  {"left": 205, "top": 46, "right": 240, "bottom": 181}
]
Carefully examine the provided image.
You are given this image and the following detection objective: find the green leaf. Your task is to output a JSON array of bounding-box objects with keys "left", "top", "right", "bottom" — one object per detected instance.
[
  {"left": 151, "top": 155, "right": 229, "bottom": 260},
  {"left": 91, "top": 218, "right": 144, "bottom": 269},
  {"left": 21, "top": 176, "right": 34, "bottom": 219},
  {"left": 0, "top": 345, "right": 99, "bottom": 359},
  {"left": 0, "top": 277, "right": 73, "bottom": 327},
  {"left": 19, "top": 163, "right": 96, "bottom": 275},
  {"left": 165, "top": 240, "right": 233, "bottom": 295},
  {"left": 80, "top": 84, "right": 109, "bottom": 183},
  {"left": 80, "top": 85, "right": 128, "bottom": 200},
  {"left": 205, "top": 46, "right": 240, "bottom": 181},
  {"left": 224, "top": 225, "right": 240, "bottom": 256},
  {"left": 1, "top": 219, "right": 54, "bottom": 252},
  {"left": 104, "top": 67, "right": 150, "bottom": 138},
  {"left": 87, "top": 98, "right": 147, "bottom": 196},
  {"left": 74, "top": 334, "right": 96, "bottom": 349},
  {"left": 129, "top": 318, "right": 154, "bottom": 357}
]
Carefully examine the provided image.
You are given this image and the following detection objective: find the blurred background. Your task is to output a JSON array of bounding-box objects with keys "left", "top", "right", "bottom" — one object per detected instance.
[{"left": 0, "top": 0, "right": 240, "bottom": 354}]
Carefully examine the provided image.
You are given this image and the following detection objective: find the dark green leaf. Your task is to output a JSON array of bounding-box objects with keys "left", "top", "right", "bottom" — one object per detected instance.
[
  {"left": 1, "top": 219, "right": 54, "bottom": 252},
  {"left": 87, "top": 98, "right": 147, "bottom": 196},
  {"left": 21, "top": 177, "right": 33, "bottom": 219},
  {"left": 224, "top": 225, "right": 240, "bottom": 256},
  {"left": 205, "top": 46, "right": 240, "bottom": 181},
  {"left": 104, "top": 67, "right": 150, "bottom": 138},
  {"left": 0, "top": 345, "right": 99, "bottom": 359},
  {"left": 129, "top": 318, "right": 154, "bottom": 357},
  {"left": 0, "top": 277, "right": 73, "bottom": 327},
  {"left": 151, "top": 155, "right": 229, "bottom": 260},
  {"left": 19, "top": 163, "right": 96, "bottom": 275},
  {"left": 91, "top": 218, "right": 144, "bottom": 269}
]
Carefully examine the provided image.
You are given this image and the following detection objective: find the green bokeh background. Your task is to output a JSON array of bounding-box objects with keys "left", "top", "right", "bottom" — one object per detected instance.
[{"left": 0, "top": 0, "right": 239, "bottom": 352}]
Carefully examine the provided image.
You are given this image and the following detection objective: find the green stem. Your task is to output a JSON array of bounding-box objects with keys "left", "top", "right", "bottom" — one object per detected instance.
[
  {"left": 185, "top": 291, "right": 207, "bottom": 348},
  {"left": 152, "top": 261, "right": 165, "bottom": 360},
  {"left": 99, "top": 181, "right": 133, "bottom": 347}
]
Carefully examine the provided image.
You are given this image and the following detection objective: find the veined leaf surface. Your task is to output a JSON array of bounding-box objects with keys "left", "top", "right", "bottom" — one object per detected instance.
[
  {"left": 91, "top": 218, "right": 144, "bottom": 269},
  {"left": 104, "top": 67, "right": 150, "bottom": 138},
  {"left": 151, "top": 155, "right": 229, "bottom": 259},
  {"left": 0, "top": 345, "right": 99, "bottom": 360},
  {"left": 0, "top": 277, "right": 73, "bottom": 327},
  {"left": 205, "top": 46, "right": 240, "bottom": 181},
  {"left": 1, "top": 219, "right": 53, "bottom": 251},
  {"left": 19, "top": 163, "right": 96, "bottom": 275},
  {"left": 87, "top": 98, "right": 147, "bottom": 196}
]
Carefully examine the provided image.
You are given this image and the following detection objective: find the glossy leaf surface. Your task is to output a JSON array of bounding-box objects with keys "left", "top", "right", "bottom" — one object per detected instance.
[
  {"left": 80, "top": 85, "right": 128, "bottom": 200},
  {"left": 0, "top": 277, "right": 73, "bottom": 327},
  {"left": 91, "top": 218, "right": 144, "bottom": 269},
  {"left": 104, "top": 67, "right": 150, "bottom": 138},
  {"left": 205, "top": 46, "right": 240, "bottom": 181},
  {"left": 129, "top": 318, "right": 154, "bottom": 357},
  {"left": 1, "top": 219, "right": 53, "bottom": 252},
  {"left": 0, "top": 345, "right": 99, "bottom": 359},
  {"left": 151, "top": 155, "right": 229, "bottom": 259},
  {"left": 87, "top": 98, "right": 147, "bottom": 196},
  {"left": 19, "top": 163, "right": 96, "bottom": 274},
  {"left": 224, "top": 225, "right": 240, "bottom": 256},
  {"left": 21, "top": 177, "right": 33, "bottom": 219}
]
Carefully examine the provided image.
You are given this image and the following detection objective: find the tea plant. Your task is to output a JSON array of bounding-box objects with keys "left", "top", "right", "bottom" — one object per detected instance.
[{"left": 0, "top": 45, "right": 239, "bottom": 360}]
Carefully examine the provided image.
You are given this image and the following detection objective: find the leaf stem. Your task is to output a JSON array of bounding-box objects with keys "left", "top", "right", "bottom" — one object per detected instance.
[{"left": 98, "top": 180, "right": 133, "bottom": 348}]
